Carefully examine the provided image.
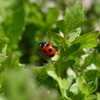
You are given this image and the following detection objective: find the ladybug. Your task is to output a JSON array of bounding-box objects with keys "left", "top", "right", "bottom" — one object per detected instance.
[{"left": 39, "top": 42, "right": 56, "bottom": 57}]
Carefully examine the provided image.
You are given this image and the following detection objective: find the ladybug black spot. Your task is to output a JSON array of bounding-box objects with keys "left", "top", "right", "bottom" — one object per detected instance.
[
  {"left": 49, "top": 54, "right": 54, "bottom": 57},
  {"left": 48, "top": 49, "right": 52, "bottom": 52}
]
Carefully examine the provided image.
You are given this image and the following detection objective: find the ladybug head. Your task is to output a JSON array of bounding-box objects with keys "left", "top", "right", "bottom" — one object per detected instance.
[{"left": 39, "top": 42, "right": 46, "bottom": 48}]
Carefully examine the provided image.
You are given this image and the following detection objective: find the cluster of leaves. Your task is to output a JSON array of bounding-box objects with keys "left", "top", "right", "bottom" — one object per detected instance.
[
  {"left": 0, "top": 0, "right": 100, "bottom": 100},
  {"left": 36, "top": 2, "right": 100, "bottom": 100}
]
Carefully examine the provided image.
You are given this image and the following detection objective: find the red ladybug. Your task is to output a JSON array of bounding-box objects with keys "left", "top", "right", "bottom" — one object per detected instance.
[{"left": 39, "top": 42, "right": 56, "bottom": 57}]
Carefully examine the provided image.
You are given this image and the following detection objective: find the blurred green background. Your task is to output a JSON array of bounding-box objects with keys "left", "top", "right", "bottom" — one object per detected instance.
[{"left": 0, "top": 0, "right": 100, "bottom": 100}]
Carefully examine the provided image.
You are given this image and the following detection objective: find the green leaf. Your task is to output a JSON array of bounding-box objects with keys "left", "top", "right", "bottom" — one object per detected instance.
[
  {"left": 48, "top": 31, "right": 64, "bottom": 45},
  {"left": 73, "top": 31, "right": 99, "bottom": 49},
  {"left": 2, "top": 7, "right": 26, "bottom": 53},
  {"left": 87, "top": 94, "right": 97, "bottom": 100},
  {"left": 60, "top": 60, "right": 75, "bottom": 74},
  {"left": 28, "top": 5, "right": 43, "bottom": 26},
  {"left": 61, "top": 76, "right": 74, "bottom": 90},
  {"left": 63, "top": 43, "right": 80, "bottom": 60},
  {"left": 58, "top": 1, "right": 85, "bottom": 36},
  {"left": 73, "top": 92, "right": 86, "bottom": 100},
  {"left": 84, "top": 51, "right": 97, "bottom": 68},
  {"left": 0, "top": 45, "right": 7, "bottom": 64},
  {"left": 97, "top": 93, "right": 100, "bottom": 100},
  {"left": 65, "top": 43, "right": 80, "bottom": 56},
  {"left": 83, "top": 70, "right": 98, "bottom": 81},
  {"left": 68, "top": 28, "right": 81, "bottom": 43},
  {"left": 76, "top": 75, "right": 89, "bottom": 96},
  {"left": 0, "top": 0, "right": 18, "bottom": 23},
  {"left": 92, "top": 53, "right": 100, "bottom": 70},
  {"left": 69, "top": 49, "right": 85, "bottom": 58},
  {"left": 0, "top": 26, "right": 9, "bottom": 65},
  {"left": 88, "top": 80, "right": 98, "bottom": 94},
  {"left": 34, "top": 65, "right": 55, "bottom": 84},
  {"left": 42, "top": 8, "right": 59, "bottom": 32},
  {"left": 47, "top": 71, "right": 74, "bottom": 99},
  {"left": 0, "top": 52, "right": 24, "bottom": 72},
  {"left": 0, "top": 26, "right": 9, "bottom": 52},
  {"left": 46, "top": 8, "right": 59, "bottom": 25},
  {"left": 64, "top": 1, "right": 85, "bottom": 32},
  {"left": 60, "top": 76, "right": 74, "bottom": 99},
  {"left": 57, "top": 20, "right": 66, "bottom": 34},
  {"left": 94, "top": 60, "right": 100, "bottom": 70},
  {"left": 63, "top": 39, "right": 71, "bottom": 49},
  {"left": 47, "top": 71, "right": 58, "bottom": 81},
  {"left": 70, "top": 83, "right": 79, "bottom": 95}
]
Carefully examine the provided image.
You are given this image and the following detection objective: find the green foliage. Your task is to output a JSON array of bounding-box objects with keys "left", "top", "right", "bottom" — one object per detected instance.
[
  {"left": 73, "top": 31, "right": 99, "bottom": 49},
  {"left": 2, "top": 7, "right": 26, "bottom": 53},
  {"left": 57, "top": 1, "right": 85, "bottom": 37},
  {"left": 0, "top": 26, "right": 9, "bottom": 52},
  {"left": 0, "top": 0, "right": 100, "bottom": 100},
  {"left": 0, "top": 26, "right": 9, "bottom": 67}
]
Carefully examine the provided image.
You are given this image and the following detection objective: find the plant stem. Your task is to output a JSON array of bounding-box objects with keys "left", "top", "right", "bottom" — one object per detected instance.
[{"left": 57, "top": 43, "right": 63, "bottom": 77}]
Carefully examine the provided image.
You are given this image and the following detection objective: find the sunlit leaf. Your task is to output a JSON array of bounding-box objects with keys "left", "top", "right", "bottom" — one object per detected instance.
[
  {"left": 0, "top": 45, "right": 7, "bottom": 64},
  {"left": 73, "top": 31, "right": 99, "bottom": 49},
  {"left": 47, "top": 71, "right": 58, "bottom": 81},
  {"left": 97, "top": 93, "right": 100, "bottom": 100},
  {"left": 0, "top": 26, "right": 9, "bottom": 65},
  {"left": 70, "top": 83, "right": 79, "bottom": 95},
  {"left": 76, "top": 75, "right": 89, "bottom": 96},
  {"left": 57, "top": 1, "right": 85, "bottom": 36},
  {"left": 68, "top": 28, "right": 81, "bottom": 43},
  {"left": 0, "top": 26, "right": 9, "bottom": 52}
]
